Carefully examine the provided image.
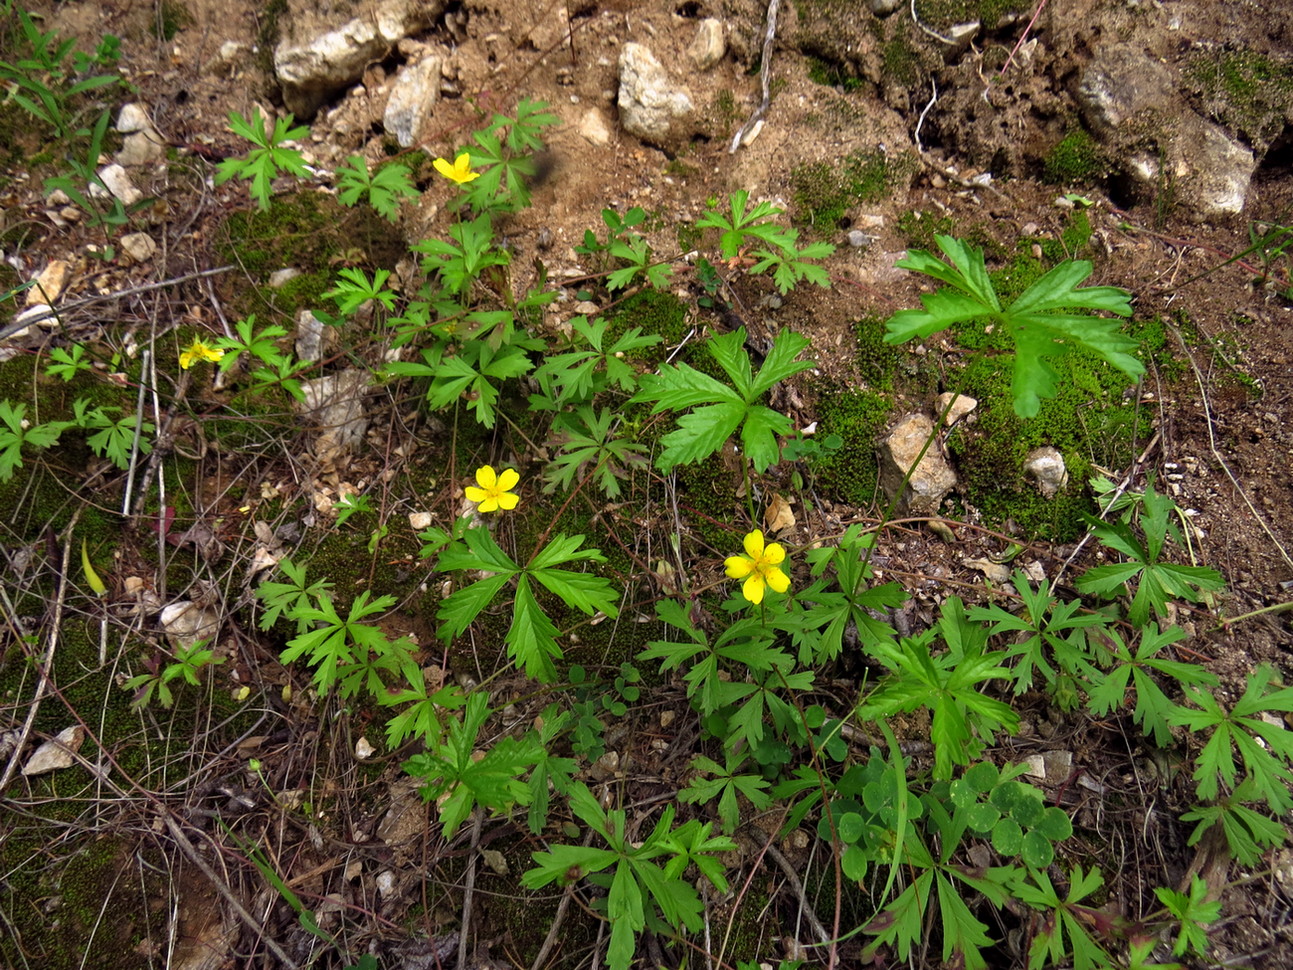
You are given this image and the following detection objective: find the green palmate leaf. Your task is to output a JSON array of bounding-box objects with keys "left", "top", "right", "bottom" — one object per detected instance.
[
  {"left": 1167, "top": 664, "right": 1293, "bottom": 811},
  {"left": 1154, "top": 875, "right": 1220, "bottom": 958},
  {"left": 1012, "top": 866, "right": 1111, "bottom": 970},
  {"left": 883, "top": 234, "right": 1140, "bottom": 418},
  {"left": 377, "top": 664, "right": 466, "bottom": 749},
  {"left": 0, "top": 401, "right": 70, "bottom": 481},
  {"left": 679, "top": 754, "right": 772, "bottom": 834},
  {"left": 1086, "top": 624, "right": 1217, "bottom": 747},
  {"left": 1180, "top": 778, "right": 1289, "bottom": 867},
  {"left": 216, "top": 107, "right": 311, "bottom": 211},
  {"left": 632, "top": 327, "right": 813, "bottom": 472},
  {"left": 335, "top": 155, "right": 417, "bottom": 222}
]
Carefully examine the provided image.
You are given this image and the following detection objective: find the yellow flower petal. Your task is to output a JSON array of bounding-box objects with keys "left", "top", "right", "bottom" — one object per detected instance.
[
  {"left": 762, "top": 542, "right": 786, "bottom": 566},
  {"left": 765, "top": 566, "right": 790, "bottom": 594},
  {"left": 743, "top": 530, "right": 765, "bottom": 559},
  {"left": 464, "top": 486, "right": 488, "bottom": 503},
  {"left": 725, "top": 555, "right": 754, "bottom": 579},
  {"left": 496, "top": 491, "right": 520, "bottom": 511},
  {"left": 742, "top": 573, "right": 765, "bottom": 605},
  {"left": 476, "top": 496, "right": 500, "bottom": 513},
  {"left": 475, "top": 465, "right": 499, "bottom": 489},
  {"left": 497, "top": 467, "right": 520, "bottom": 492}
]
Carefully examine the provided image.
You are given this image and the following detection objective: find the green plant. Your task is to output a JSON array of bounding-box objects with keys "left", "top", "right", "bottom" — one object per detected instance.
[
  {"left": 1086, "top": 623, "right": 1217, "bottom": 747},
  {"left": 0, "top": 7, "right": 120, "bottom": 140},
  {"left": 432, "top": 522, "right": 620, "bottom": 682},
  {"left": 215, "top": 107, "right": 311, "bottom": 211},
  {"left": 402, "top": 692, "right": 542, "bottom": 837},
  {"left": 335, "top": 154, "right": 417, "bottom": 222},
  {"left": 855, "top": 598, "right": 1018, "bottom": 780},
  {"left": 631, "top": 327, "right": 813, "bottom": 473},
  {"left": 695, "top": 190, "right": 835, "bottom": 293},
  {"left": 522, "top": 781, "right": 736, "bottom": 970},
  {"left": 0, "top": 400, "right": 68, "bottom": 481},
  {"left": 1012, "top": 865, "right": 1113, "bottom": 970},
  {"left": 1168, "top": 664, "right": 1293, "bottom": 812},
  {"left": 1154, "top": 875, "right": 1219, "bottom": 959},
  {"left": 44, "top": 342, "right": 93, "bottom": 381},
  {"left": 1076, "top": 479, "right": 1226, "bottom": 627},
  {"left": 279, "top": 590, "right": 416, "bottom": 700},
  {"left": 123, "top": 640, "right": 224, "bottom": 709},
  {"left": 883, "top": 234, "right": 1141, "bottom": 417}
]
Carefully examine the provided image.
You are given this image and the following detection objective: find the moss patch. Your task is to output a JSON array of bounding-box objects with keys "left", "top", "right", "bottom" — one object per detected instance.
[
  {"left": 1186, "top": 48, "right": 1293, "bottom": 152},
  {"left": 811, "top": 386, "right": 891, "bottom": 508},
  {"left": 1043, "top": 128, "right": 1106, "bottom": 186},
  {"left": 792, "top": 150, "right": 903, "bottom": 231}
]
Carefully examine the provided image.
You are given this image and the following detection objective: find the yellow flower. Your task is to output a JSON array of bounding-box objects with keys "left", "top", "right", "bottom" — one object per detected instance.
[
  {"left": 180, "top": 339, "right": 224, "bottom": 370},
  {"left": 433, "top": 152, "right": 480, "bottom": 184},
  {"left": 465, "top": 465, "right": 520, "bottom": 513},
  {"left": 725, "top": 529, "right": 790, "bottom": 605}
]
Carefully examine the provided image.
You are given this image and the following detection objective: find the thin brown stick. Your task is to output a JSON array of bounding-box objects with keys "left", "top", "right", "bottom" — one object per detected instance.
[{"left": 0, "top": 511, "right": 78, "bottom": 791}]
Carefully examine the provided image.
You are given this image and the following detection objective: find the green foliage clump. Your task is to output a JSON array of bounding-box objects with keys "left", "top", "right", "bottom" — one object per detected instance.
[
  {"left": 807, "top": 57, "right": 863, "bottom": 91},
  {"left": 792, "top": 149, "right": 897, "bottom": 230},
  {"left": 1044, "top": 128, "right": 1105, "bottom": 185}
]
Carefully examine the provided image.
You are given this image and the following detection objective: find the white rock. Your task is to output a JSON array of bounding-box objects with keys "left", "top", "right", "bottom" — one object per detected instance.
[
  {"left": 383, "top": 53, "right": 443, "bottom": 147},
  {"left": 687, "top": 19, "right": 726, "bottom": 72},
  {"left": 116, "top": 102, "right": 152, "bottom": 133},
  {"left": 870, "top": 0, "right": 902, "bottom": 13},
  {"left": 1024, "top": 446, "right": 1068, "bottom": 498},
  {"left": 159, "top": 600, "right": 221, "bottom": 649},
  {"left": 22, "top": 725, "right": 85, "bottom": 776},
  {"left": 299, "top": 368, "right": 370, "bottom": 464},
  {"left": 879, "top": 413, "right": 957, "bottom": 513},
  {"left": 25, "top": 259, "right": 71, "bottom": 305},
  {"left": 116, "top": 130, "right": 166, "bottom": 166},
  {"left": 295, "top": 309, "right": 327, "bottom": 363},
  {"left": 936, "top": 392, "right": 977, "bottom": 427},
  {"left": 408, "top": 511, "right": 433, "bottom": 530},
  {"left": 95, "top": 164, "right": 143, "bottom": 205},
  {"left": 275, "top": 0, "right": 447, "bottom": 118},
  {"left": 120, "top": 232, "right": 157, "bottom": 263},
  {"left": 355, "top": 737, "right": 376, "bottom": 760},
  {"left": 617, "top": 43, "right": 696, "bottom": 150},
  {"left": 269, "top": 268, "right": 302, "bottom": 288}
]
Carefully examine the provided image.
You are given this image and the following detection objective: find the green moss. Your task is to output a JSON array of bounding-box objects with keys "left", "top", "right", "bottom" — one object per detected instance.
[
  {"left": 897, "top": 209, "right": 955, "bottom": 250},
  {"left": 792, "top": 150, "right": 901, "bottom": 230},
  {"left": 605, "top": 289, "right": 690, "bottom": 351},
  {"left": 1043, "top": 128, "right": 1105, "bottom": 185},
  {"left": 812, "top": 386, "right": 892, "bottom": 507},
  {"left": 807, "top": 56, "right": 863, "bottom": 91},
  {"left": 154, "top": 0, "right": 192, "bottom": 40},
  {"left": 1187, "top": 49, "right": 1293, "bottom": 150}
]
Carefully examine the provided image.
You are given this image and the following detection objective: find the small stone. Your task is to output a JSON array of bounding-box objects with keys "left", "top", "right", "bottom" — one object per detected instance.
[
  {"left": 355, "top": 737, "right": 376, "bottom": 760},
  {"left": 617, "top": 42, "right": 697, "bottom": 150},
  {"left": 120, "top": 232, "right": 157, "bottom": 263},
  {"left": 1041, "top": 750, "right": 1073, "bottom": 786},
  {"left": 26, "top": 259, "right": 71, "bottom": 305},
  {"left": 935, "top": 393, "right": 977, "bottom": 427},
  {"left": 383, "top": 53, "right": 443, "bottom": 148},
  {"left": 869, "top": 0, "right": 902, "bottom": 14},
  {"left": 22, "top": 726, "right": 86, "bottom": 776},
  {"left": 116, "top": 129, "right": 166, "bottom": 166},
  {"left": 686, "top": 18, "right": 726, "bottom": 72},
  {"left": 408, "top": 511, "right": 433, "bottom": 530},
  {"left": 1022, "top": 754, "right": 1046, "bottom": 779},
  {"left": 846, "top": 230, "right": 872, "bottom": 248},
  {"left": 1024, "top": 446, "right": 1068, "bottom": 498},
  {"left": 964, "top": 558, "right": 1012, "bottom": 583},
  {"left": 269, "top": 268, "right": 301, "bottom": 288},
  {"left": 295, "top": 309, "right": 326, "bottom": 363},
  {"left": 116, "top": 102, "right": 152, "bottom": 133},
  {"left": 95, "top": 164, "right": 142, "bottom": 205},
  {"left": 578, "top": 107, "right": 612, "bottom": 147},
  {"left": 160, "top": 600, "right": 221, "bottom": 649},
  {"left": 879, "top": 413, "right": 957, "bottom": 513}
]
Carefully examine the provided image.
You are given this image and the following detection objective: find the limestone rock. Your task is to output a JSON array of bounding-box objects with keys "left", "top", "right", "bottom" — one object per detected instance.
[
  {"left": 22, "top": 726, "right": 85, "bottom": 777},
  {"left": 160, "top": 600, "right": 221, "bottom": 649},
  {"left": 687, "top": 19, "right": 726, "bottom": 72},
  {"left": 1076, "top": 44, "right": 1256, "bottom": 220},
  {"left": 94, "top": 164, "right": 142, "bottom": 205},
  {"left": 120, "top": 232, "right": 157, "bottom": 263},
  {"left": 115, "top": 103, "right": 165, "bottom": 166},
  {"left": 878, "top": 413, "right": 957, "bottom": 513},
  {"left": 1024, "top": 446, "right": 1068, "bottom": 499},
  {"left": 295, "top": 309, "right": 327, "bottom": 363},
  {"left": 299, "top": 368, "right": 370, "bottom": 464},
  {"left": 869, "top": 0, "right": 902, "bottom": 13},
  {"left": 935, "top": 393, "right": 977, "bottom": 427},
  {"left": 274, "top": 0, "right": 447, "bottom": 118},
  {"left": 383, "top": 52, "right": 443, "bottom": 147},
  {"left": 617, "top": 43, "right": 697, "bottom": 150},
  {"left": 578, "top": 107, "right": 612, "bottom": 147}
]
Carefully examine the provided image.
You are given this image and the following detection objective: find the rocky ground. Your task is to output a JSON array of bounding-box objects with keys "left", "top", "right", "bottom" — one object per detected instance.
[{"left": 2, "top": 0, "right": 1293, "bottom": 968}]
